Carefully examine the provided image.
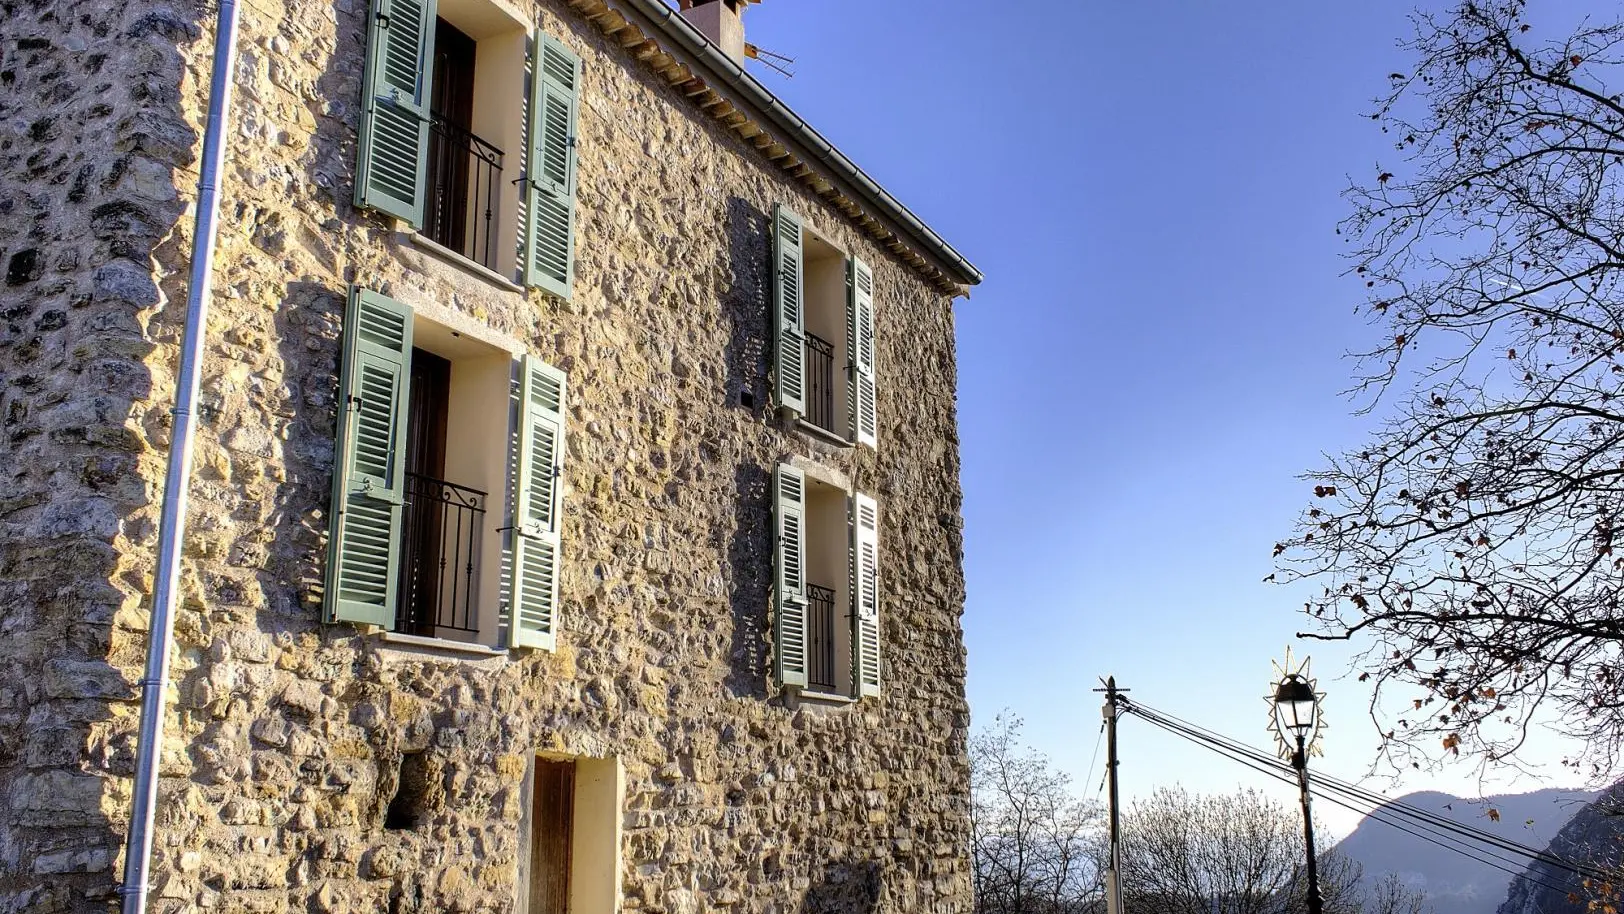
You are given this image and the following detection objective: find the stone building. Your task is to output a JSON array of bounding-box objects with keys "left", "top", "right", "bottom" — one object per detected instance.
[{"left": 0, "top": 0, "right": 982, "bottom": 909}]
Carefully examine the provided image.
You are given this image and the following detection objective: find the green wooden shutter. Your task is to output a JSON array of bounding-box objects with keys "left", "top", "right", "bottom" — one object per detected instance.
[
  {"left": 354, "top": 0, "right": 437, "bottom": 226},
  {"left": 845, "top": 262, "right": 859, "bottom": 442},
  {"left": 772, "top": 205, "right": 806, "bottom": 416},
  {"left": 773, "top": 463, "right": 809, "bottom": 690},
  {"left": 325, "top": 288, "right": 415, "bottom": 626},
  {"left": 524, "top": 35, "right": 581, "bottom": 298},
  {"left": 509, "top": 355, "right": 567, "bottom": 649},
  {"left": 851, "top": 492, "right": 881, "bottom": 697},
  {"left": 851, "top": 257, "right": 878, "bottom": 450}
]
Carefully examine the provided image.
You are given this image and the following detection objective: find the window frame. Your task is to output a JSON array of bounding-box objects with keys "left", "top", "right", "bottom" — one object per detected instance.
[
  {"left": 326, "top": 287, "right": 571, "bottom": 656},
  {"left": 353, "top": 0, "right": 581, "bottom": 294},
  {"left": 773, "top": 461, "right": 881, "bottom": 700},
  {"left": 770, "top": 206, "right": 878, "bottom": 452}
]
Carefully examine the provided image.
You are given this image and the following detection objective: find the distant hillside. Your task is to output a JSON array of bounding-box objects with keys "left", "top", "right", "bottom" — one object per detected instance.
[
  {"left": 1332, "top": 787, "right": 1596, "bottom": 914},
  {"left": 1497, "top": 780, "right": 1624, "bottom": 914}
]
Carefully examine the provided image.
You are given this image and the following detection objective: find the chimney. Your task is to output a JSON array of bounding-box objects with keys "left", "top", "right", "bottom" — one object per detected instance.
[{"left": 679, "top": 0, "right": 747, "bottom": 65}]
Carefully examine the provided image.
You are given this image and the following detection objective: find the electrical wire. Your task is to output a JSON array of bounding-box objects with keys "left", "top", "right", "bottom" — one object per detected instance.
[
  {"left": 1117, "top": 698, "right": 1604, "bottom": 896},
  {"left": 1083, "top": 719, "right": 1107, "bottom": 800},
  {"left": 1124, "top": 699, "right": 1598, "bottom": 894},
  {"left": 1128, "top": 700, "right": 1615, "bottom": 884},
  {"left": 1121, "top": 700, "right": 1603, "bottom": 872},
  {"left": 1124, "top": 707, "right": 1578, "bottom": 897},
  {"left": 1123, "top": 701, "right": 1591, "bottom": 876},
  {"left": 1127, "top": 710, "right": 1578, "bottom": 898}
]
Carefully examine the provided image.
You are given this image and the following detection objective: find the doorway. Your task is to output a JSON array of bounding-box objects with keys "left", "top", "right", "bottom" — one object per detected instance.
[{"left": 528, "top": 759, "right": 575, "bottom": 914}]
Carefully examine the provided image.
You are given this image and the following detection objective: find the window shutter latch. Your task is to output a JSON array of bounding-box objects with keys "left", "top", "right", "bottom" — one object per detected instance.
[{"left": 357, "top": 477, "right": 403, "bottom": 506}]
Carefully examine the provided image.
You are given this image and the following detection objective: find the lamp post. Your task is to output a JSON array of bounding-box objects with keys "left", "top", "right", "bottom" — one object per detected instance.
[{"left": 1272, "top": 668, "right": 1324, "bottom": 914}]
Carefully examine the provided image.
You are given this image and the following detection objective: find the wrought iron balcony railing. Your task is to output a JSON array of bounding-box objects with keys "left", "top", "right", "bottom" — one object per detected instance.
[
  {"left": 425, "top": 113, "right": 504, "bottom": 272},
  {"left": 397, "top": 472, "right": 486, "bottom": 636},
  {"left": 804, "top": 332, "right": 838, "bottom": 435},
  {"left": 807, "top": 582, "right": 839, "bottom": 693}
]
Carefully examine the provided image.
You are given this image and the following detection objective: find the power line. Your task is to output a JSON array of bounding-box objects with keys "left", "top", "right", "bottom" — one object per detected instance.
[
  {"left": 1124, "top": 702, "right": 1576, "bottom": 874},
  {"left": 1123, "top": 699, "right": 1605, "bottom": 877},
  {"left": 1124, "top": 707, "right": 1578, "bottom": 898},
  {"left": 1126, "top": 708, "right": 1577, "bottom": 897},
  {"left": 1117, "top": 699, "right": 1605, "bottom": 896}
]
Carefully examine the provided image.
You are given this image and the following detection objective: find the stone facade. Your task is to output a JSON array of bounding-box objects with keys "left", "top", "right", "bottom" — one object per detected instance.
[{"left": 0, "top": 0, "right": 974, "bottom": 911}]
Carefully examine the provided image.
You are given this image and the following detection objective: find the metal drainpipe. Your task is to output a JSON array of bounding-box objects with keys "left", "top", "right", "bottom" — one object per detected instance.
[{"left": 118, "top": 0, "right": 240, "bottom": 909}]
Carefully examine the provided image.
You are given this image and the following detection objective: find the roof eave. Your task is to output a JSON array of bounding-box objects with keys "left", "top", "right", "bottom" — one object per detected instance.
[{"left": 570, "top": 0, "right": 983, "bottom": 295}]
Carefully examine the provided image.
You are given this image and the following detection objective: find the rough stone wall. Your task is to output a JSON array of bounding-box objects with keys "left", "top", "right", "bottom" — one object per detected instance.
[
  {"left": 0, "top": 0, "right": 973, "bottom": 910},
  {"left": 0, "top": 2, "right": 205, "bottom": 910}
]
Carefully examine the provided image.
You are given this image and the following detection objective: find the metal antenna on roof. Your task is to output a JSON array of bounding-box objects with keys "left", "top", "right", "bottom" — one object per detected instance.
[{"left": 745, "top": 43, "right": 795, "bottom": 78}]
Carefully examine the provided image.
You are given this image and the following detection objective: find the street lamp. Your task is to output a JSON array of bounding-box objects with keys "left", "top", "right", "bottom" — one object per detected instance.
[{"left": 1271, "top": 663, "right": 1325, "bottom": 914}]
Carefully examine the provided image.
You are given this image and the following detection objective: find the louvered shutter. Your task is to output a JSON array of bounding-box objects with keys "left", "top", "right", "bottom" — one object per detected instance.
[
  {"left": 845, "top": 262, "right": 859, "bottom": 442},
  {"left": 524, "top": 35, "right": 581, "bottom": 298},
  {"left": 850, "top": 492, "right": 881, "bottom": 697},
  {"left": 772, "top": 205, "right": 806, "bottom": 416},
  {"left": 325, "top": 288, "right": 415, "bottom": 626},
  {"left": 850, "top": 258, "right": 878, "bottom": 449},
  {"left": 509, "top": 355, "right": 567, "bottom": 650},
  {"left": 773, "top": 463, "right": 809, "bottom": 690},
  {"left": 354, "top": 0, "right": 437, "bottom": 226}
]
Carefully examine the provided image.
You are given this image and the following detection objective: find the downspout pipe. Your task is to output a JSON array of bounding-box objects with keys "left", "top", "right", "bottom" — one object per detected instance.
[
  {"left": 618, "top": 0, "right": 984, "bottom": 290},
  {"left": 118, "top": 0, "right": 240, "bottom": 909}
]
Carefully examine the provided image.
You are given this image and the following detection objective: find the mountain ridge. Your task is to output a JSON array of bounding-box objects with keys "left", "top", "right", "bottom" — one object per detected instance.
[
  {"left": 1497, "top": 779, "right": 1624, "bottom": 914},
  {"left": 1331, "top": 786, "right": 1596, "bottom": 914}
]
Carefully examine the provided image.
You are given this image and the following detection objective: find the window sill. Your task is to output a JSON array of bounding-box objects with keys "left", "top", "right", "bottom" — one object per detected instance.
[
  {"left": 377, "top": 631, "right": 508, "bottom": 658},
  {"left": 788, "top": 688, "right": 857, "bottom": 708},
  {"left": 408, "top": 233, "right": 526, "bottom": 294},
  {"left": 795, "top": 418, "right": 855, "bottom": 448},
  {"left": 801, "top": 689, "right": 856, "bottom": 704}
]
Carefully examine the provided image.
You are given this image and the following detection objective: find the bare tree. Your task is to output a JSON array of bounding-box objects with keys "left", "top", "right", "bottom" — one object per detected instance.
[
  {"left": 970, "top": 713, "right": 1102, "bottom": 914},
  {"left": 968, "top": 722, "right": 1431, "bottom": 914},
  {"left": 1275, "top": 0, "right": 1624, "bottom": 773},
  {"left": 1120, "top": 786, "right": 1297, "bottom": 914},
  {"left": 1119, "top": 786, "right": 1429, "bottom": 914},
  {"left": 1365, "top": 874, "right": 1430, "bottom": 914}
]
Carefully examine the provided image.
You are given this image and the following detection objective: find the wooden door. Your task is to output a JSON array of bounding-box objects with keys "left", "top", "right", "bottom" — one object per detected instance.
[
  {"left": 529, "top": 759, "right": 575, "bottom": 914},
  {"left": 426, "top": 19, "right": 477, "bottom": 252},
  {"left": 396, "top": 348, "right": 450, "bottom": 635}
]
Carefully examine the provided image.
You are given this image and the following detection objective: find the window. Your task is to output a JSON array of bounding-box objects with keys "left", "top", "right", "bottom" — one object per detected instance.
[
  {"left": 522, "top": 755, "right": 623, "bottom": 914},
  {"left": 771, "top": 204, "right": 877, "bottom": 449},
  {"left": 324, "top": 287, "right": 568, "bottom": 651},
  {"left": 772, "top": 463, "right": 881, "bottom": 698},
  {"left": 353, "top": 0, "right": 580, "bottom": 296},
  {"left": 423, "top": 18, "right": 504, "bottom": 269}
]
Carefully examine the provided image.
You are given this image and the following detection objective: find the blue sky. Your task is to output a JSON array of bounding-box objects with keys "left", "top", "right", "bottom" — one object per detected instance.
[{"left": 742, "top": 0, "right": 1587, "bottom": 834}]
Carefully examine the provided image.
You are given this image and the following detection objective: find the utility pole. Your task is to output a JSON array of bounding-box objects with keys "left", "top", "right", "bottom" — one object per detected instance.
[{"left": 1096, "top": 677, "right": 1127, "bottom": 914}]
